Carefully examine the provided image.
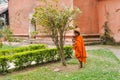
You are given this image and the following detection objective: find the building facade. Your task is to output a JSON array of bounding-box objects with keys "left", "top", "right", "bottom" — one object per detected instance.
[{"left": 8, "top": 0, "right": 120, "bottom": 43}]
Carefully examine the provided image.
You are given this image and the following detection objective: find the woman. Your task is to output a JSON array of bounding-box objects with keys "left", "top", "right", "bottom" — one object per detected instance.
[{"left": 73, "top": 27, "right": 87, "bottom": 68}]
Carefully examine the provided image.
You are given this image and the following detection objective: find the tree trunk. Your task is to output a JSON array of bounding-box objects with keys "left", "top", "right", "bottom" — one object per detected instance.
[
  {"left": 57, "top": 46, "right": 66, "bottom": 66},
  {"left": 59, "top": 31, "right": 66, "bottom": 66},
  {"left": 51, "top": 29, "right": 66, "bottom": 66},
  {"left": 60, "top": 48, "right": 66, "bottom": 66}
]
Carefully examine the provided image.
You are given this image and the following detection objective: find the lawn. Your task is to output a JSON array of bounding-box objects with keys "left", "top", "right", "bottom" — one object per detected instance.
[
  {"left": 0, "top": 45, "right": 15, "bottom": 50},
  {"left": 0, "top": 49, "right": 120, "bottom": 80}
]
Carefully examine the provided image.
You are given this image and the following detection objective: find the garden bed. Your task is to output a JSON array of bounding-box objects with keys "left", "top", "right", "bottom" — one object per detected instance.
[
  {"left": 0, "top": 45, "right": 73, "bottom": 74},
  {"left": 0, "top": 49, "right": 120, "bottom": 80}
]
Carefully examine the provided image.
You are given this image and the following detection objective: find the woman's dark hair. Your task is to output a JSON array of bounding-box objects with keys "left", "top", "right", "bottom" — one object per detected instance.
[{"left": 74, "top": 31, "right": 80, "bottom": 35}]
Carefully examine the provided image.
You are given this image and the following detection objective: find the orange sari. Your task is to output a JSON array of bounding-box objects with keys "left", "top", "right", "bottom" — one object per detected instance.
[{"left": 73, "top": 35, "right": 87, "bottom": 64}]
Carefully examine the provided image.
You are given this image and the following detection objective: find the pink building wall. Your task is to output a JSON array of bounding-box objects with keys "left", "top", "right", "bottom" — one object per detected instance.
[
  {"left": 8, "top": 0, "right": 39, "bottom": 35},
  {"left": 8, "top": 0, "right": 73, "bottom": 35},
  {"left": 8, "top": 0, "right": 120, "bottom": 42},
  {"left": 74, "top": 0, "right": 99, "bottom": 34},
  {"left": 98, "top": 0, "right": 120, "bottom": 42},
  {"left": 74, "top": 0, "right": 120, "bottom": 42}
]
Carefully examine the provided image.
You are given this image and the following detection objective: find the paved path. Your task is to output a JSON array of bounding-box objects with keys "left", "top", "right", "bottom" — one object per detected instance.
[{"left": 86, "top": 45, "right": 120, "bottom": 60}]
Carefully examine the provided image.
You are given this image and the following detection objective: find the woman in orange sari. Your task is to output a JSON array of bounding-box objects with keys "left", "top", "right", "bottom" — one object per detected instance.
[{"left": 73, "top": 27, "right": 87, "bottom": 68}]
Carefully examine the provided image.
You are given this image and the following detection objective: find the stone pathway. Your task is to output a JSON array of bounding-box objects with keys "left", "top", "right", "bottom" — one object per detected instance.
[{"left": 86, "top": 45, "right": 120, "bottom": 60}]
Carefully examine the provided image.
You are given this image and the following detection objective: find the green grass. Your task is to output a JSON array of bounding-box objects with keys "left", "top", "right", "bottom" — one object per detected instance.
[
  {"left": 0, "top": 49, "right": 120, "bottom": 80},
  {"left": 0, "top": 45, "right": 15, "bottom": 50}
]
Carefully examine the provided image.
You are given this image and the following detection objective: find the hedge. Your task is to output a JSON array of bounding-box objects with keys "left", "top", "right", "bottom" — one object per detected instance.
[
  {"left": 0, "top": 46, "right": 73, "bottom": 74},
  {"left": 0, "top": 56, "right": 10, "bottom": 74},
  {"left": 0, "top": 44, "right": 47, "bottom": 56}
]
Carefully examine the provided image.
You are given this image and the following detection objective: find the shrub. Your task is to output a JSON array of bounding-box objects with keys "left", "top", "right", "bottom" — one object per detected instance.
[
  {"left": 0, "top": 40, "right": 2, "bottom": 48},
  {"left": 1, "top": 26, "right": 13, "bottom": 42},
  {"left": 28, "top": 44, "right": 47, "bottom": 50},
  {"left": 100, "top": 21, "right": 115, "bottom": 45},
  {"left": 64, "top": 46, "right": 73, "bottom": 58},
  {"left": 0, "top": 56, "right": 11, "bottom": 74},
  {"left": 0, "top": 44, "right": 47, "bottom": 56},
  {"left": 0, "top": 46, "right": 73, "bottom": 74}
]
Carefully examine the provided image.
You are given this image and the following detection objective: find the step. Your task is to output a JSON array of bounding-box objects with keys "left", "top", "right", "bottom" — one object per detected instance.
[
  {"left": 12, "top": 34, "right": 100, "bottom": 39},
  {"left": 84, "top": 38, "right": 101, "bottom": 42},
  {"left": 82, "top": 34, "right": 100, "bottom": 37},
  {"left": 23, "top": 38, "right": 101, "bottom": 44},
  {"left": 22, "top": 34, "right": 101, "bottom": 45},
  {"left": 85, "top": 41, "right": 101, "bottom": 45}
]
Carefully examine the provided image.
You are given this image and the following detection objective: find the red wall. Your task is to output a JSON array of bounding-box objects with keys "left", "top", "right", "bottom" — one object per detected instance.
[
  {"left": 10, "top": 0, "right": 99, "bottom": 35},
  {"left": 8, "top": 0, "right": 120, "bottom": 42},
  {"left": 98, "top": 0, "right": 120, "bottom": 42},
  {"left": 8, "top": 0, "right": 73, "bottom": 35},
  {"left": 9, "top": 0, "right": 39, "bottom": 35},
  {"left": 73, "top": 0, "right": 99, "bottom": 34}
]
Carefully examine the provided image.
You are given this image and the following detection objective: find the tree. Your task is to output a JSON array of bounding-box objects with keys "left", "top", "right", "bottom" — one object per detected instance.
[
  {"left": 101, "top": 21, "right": 115, "bottom": 45},
  {"left": 2, "top": 26, "right": 13, "bottom": 42},
  {"left": 32, "top": 0, "right": 80, "bottom": 66}
]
